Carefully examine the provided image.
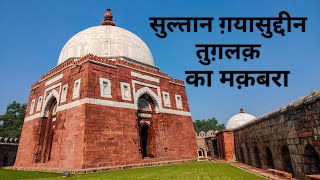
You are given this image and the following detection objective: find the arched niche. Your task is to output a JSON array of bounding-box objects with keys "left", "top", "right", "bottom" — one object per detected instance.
[
  {"left": 266, "top": 147, "right": 275, "bottom": 169},
  {"left": 41, "top": 89, "right": 59, "bottom": 118},
  {"left": 304, "top": 144, "right": 320, "bottom": 174},
  {"left": 281, "top": 145, "right": 293, "bottom": 173},
  {"left": 134, "top": 87, "right": 161, "bottom": 113},
  {"left": 254, "top": 146, "right": 261, "bottom": 168}
]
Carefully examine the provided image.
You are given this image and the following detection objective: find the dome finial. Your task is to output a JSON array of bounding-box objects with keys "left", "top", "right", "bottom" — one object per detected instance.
[
  {"left": 240, "top": 108, "right": 244, "bottom": 113},
  {"left": 101, "top": 8, "right": 116, "bottom": 26}
]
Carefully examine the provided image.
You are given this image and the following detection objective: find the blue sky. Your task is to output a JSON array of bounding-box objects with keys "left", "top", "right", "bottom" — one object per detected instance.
[{"left": 0, "top": 0, "right": 319, "bottom": 125}]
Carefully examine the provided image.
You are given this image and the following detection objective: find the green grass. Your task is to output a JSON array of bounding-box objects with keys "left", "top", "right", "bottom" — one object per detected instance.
[
  {"left": 0, "top": 161, "right": 265, "bottom": 180},
  {"left": 0, "top": 169, "right": 61, "bottom": 180}
]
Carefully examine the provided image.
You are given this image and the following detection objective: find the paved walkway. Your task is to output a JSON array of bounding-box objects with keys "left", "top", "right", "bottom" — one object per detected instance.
[{"left": 211, "top": 159, "right": 297, "bottom": 180}]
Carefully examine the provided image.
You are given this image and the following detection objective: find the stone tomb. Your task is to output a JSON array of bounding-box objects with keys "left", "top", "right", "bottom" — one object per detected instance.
[{"left": 14, "top": 9, "right": 198, "bottom": 171}]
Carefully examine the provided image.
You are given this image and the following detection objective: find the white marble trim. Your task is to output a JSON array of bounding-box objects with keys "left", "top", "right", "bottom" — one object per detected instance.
[
  {"left": 24, "top": 113, "right": 41, "bottom": 122},
  {"left": 162, "top": 108, "right": 192, "bottom": 116},
  {"left": 25, "top": 98, "right": 191, "bottom": 122},
  {"left": 45, "top": 74, "right": 63, "bottom": 86},
  {"left": 131, "top": 71, "right": 160, "bottom": 83}
]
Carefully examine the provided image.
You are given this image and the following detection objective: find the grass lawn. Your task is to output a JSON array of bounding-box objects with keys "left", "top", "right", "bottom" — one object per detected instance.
[
  {"left": 0, "top": 161, "right": 266, "bottom": 180},
  {"left": 0, "top": 169, "right": 61, "bottom": 180}
]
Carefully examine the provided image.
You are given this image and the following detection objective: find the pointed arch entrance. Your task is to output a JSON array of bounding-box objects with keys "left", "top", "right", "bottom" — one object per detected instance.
[
  {"left": 254, "top": 146, "right": 261, "bottom": 168},
  {"left": 246, "top": 145, "right": 252, "bottom": 165},
  {"left": 46, "top": 101, "right": 57, "bottom": 161},
  {"left": 281, "top": 145, "right": 293, "bottom": 173},
  {"left": 137, "top": 93, "right": 158, "bottom": 159},
  {"left": 266, "top": 147, "right": 275, "bottom": 169},
  {"left": 34, "top": 91, "right": 58, "bottom": 163},
  {"left": 304, "top": 144, "right": 320, "bottom": 174},
  {"left": 240, "top": 146, "right": 245, "bottom": 163}
]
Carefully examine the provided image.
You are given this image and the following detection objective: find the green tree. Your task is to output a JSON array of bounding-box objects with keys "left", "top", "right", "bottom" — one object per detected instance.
[
  {"left": 193, "top": 117, "right": 225, "bottom": 133},
  {"left": 0, "top": 101, "right": 27, "bottom": 138}
]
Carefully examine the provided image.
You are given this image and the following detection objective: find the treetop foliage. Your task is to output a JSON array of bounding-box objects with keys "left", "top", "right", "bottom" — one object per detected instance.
[
  {"left": 193, "top": 117, "right": 225, "bottom": 133},
  {"left": 0, "top": 101, "right": 27, "bottom": 138}
]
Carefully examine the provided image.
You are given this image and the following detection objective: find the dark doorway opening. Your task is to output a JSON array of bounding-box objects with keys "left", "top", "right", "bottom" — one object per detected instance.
[
  {"left": 35, "top": 96, "right": 57, "bottom": 163},
  {"left": 137, "top": 94, "right": 157, "bottom": 159},
  {"left": 207, "top": 151, "right": 211, "bottom": 157},
  {"left": 198, "top": 148, "right": 205, "bottom": 157},
  {"left": 213, "top": 139, "right": 219, "bottom": 158},
  {"left": 305, "top": 144, "right": 320, "bottom": 174},
  {"left": 246, "top": 145, "right": 252, "bottom": 165},
  {"left": 141, "top": 124, "right": 149, "bottom": 158},
  {"left": 240, "top": 147, "right": 245, "bottom": 163},
  {"left": 254, "top": 146, "right": 261, "bottom": 168},
  {"left": 281, "top": 145, "right": 293, "bottom": 173},
  {"left": 266, "top": 147, "right": 275, "bottom": 169}
]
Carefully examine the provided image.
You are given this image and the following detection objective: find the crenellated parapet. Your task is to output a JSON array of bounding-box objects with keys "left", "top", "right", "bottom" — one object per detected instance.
[
  {"left": 32, "top": 53, "right": 187, "bottom": 89},
  {"left": 195, "top": 130, "right": 219, "bottom": 138},
  {"left": 170, "top": 78, "right": 184, "bottom": 85},
  {"left": 0, "top": 137, "right": 19, "bottom": 144}
]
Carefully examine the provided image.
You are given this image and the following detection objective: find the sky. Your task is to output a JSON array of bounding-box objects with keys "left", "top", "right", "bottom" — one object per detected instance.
[{"left": 0, "top": 0, "right": 319, "bottom": 125}]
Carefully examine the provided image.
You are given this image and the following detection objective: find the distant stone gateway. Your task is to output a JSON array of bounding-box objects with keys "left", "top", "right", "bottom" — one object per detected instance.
[
  {"left": 0, "top": 137, "right": 19, "bottom": 167},
  {"left": 14, "top": 8, "right": 198, "bottom": 171}
]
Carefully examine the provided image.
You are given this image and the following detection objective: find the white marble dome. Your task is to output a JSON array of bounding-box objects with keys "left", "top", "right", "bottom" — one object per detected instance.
[
  {"left": 226, "top": 109, "right": 256, "bottom": 129},
  {"left": 57, "top": 25, "right": 154, "bottom": 66}
]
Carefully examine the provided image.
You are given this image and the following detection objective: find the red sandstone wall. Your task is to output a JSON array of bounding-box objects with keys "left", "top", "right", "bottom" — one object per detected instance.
[
  {"left": 53, "top": 105, "right": 86, "bottom": 169},
  {"left": 223, "top": 131, "right": 235, "bottom": 162},
  {"left": 83, "top": 105, "right": 141, "bottom": 168},
  {"left": 15, "top": 62, "right": 88, "bottom": 169},
  {"left": 15, "top": 57, "right": 198, "bottom": 170},
  {"left": 15, "top": 119, "right": 41, "bottom": 166},
  {"left": 83, "top": 105, "right": 197, "bottom": 168},
  {"left": 15, "top": 82, "right": 44, "bottom": 167},
  {"left": 161, "top": 114, "right": 198, "bottom": 159},
  {"left": 81, "top": 63, "right": 197, "bottom": 168},
  {"left": 216, "top": 130, "right": 235, "bottom": 162}
]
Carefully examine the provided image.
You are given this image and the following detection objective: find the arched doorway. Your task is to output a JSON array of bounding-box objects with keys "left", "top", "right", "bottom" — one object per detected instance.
[
  {"left": 213, "top": 139, "right": 219, "bottom": 158},
  {"left": 240, "top": 147, "right": 245, "bottom": 163},
  {"left": 266, "top": 147, "right": 275, "bottom": 169},
  {"left": 46, "top": 102, "right": 57, "bottom": 161},
  {"left": 137, "top": 95, "right": 157, "bottom": 159},
  {"left": 281, "top": 145, "right": 293, "bottom": 173},
  {"left": 246, "top": 145, "right": 252, "bottom": 165},
  {"left": 34, "top": 94, "right": 58, "bottom": 163},
  {"left": 254, "top": 146, "right": 261, "bottom": 168},
  {"left": 304, "top": 144, "right": 320, "bottom": 174},
  {"left": 198, "top": 148, "right": 205, "bottom": 158}
]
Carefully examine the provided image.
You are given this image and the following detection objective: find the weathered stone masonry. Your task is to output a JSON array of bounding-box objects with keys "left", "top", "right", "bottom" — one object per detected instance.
[{"left": 234, "top": 90, "right": 320, "bottom": 179}]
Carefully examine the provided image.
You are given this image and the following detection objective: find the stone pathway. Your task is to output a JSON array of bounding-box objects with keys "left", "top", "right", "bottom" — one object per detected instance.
[
  {"left": 210, "top": 159, "right": 297, "bottom": 180},
  {"left": 230, "top": 162, "right": 297, "bottom": 180}
]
